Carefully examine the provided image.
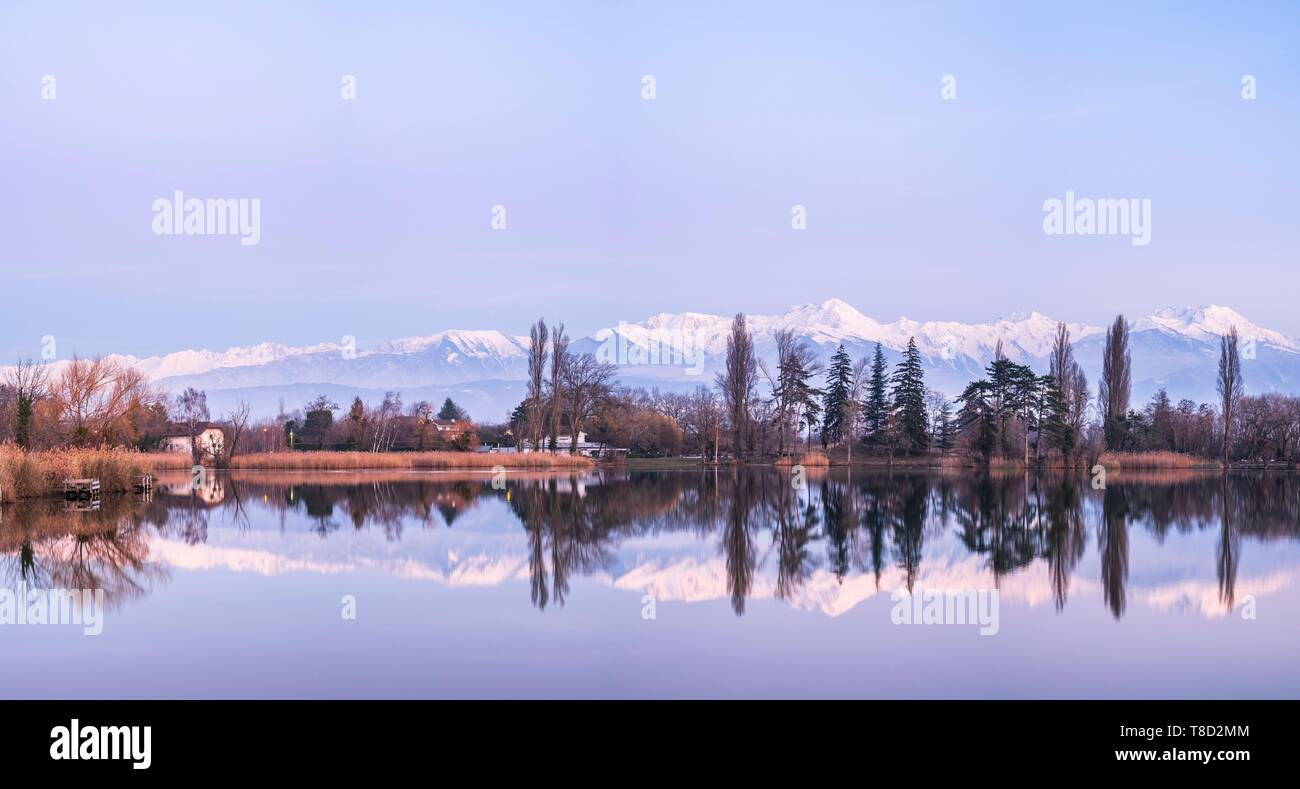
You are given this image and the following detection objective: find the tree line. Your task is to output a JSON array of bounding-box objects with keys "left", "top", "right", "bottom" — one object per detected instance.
[
  {"left": 3, "top": 312, "right": 1298, "bottom": 465},
  {"left": 277, "top": 394, "right": 478, "bottom": 453},
  {"left": 522, "top": 311, "right": 1300, "bottom": 466}
]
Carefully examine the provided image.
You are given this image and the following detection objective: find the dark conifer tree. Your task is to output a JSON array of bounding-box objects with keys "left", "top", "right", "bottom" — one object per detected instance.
[
  {"left": 955, "top": 379, "right": 996, "bottom": 460},
  {"left": 863, "top": 342, "right": 889, "bottom": 445},
  {"left": 935, "top": 397, "right": 955, "bottom": 453},
  {"left": 820, "top": 345, "right": 852, "bottom": 446},
  {"left": 1041, "top": 374, "right": 1074, "bottom": 459},
  {"left": 890, "top": 337, "right": 929, "bottom": 452}
]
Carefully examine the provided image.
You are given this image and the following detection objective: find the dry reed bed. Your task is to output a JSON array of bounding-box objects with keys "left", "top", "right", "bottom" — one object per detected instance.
[
  {"left": 1098, "top": 451, "right": 1220, "bottom": 470},
  {"left": 0, "top": 446, "right": 189, "bottom": 502},
  {"left": 229, "top": 451, "right": 593, "bottom": 471},
  {"left": 773, "top": 451, "right": 831, "bottom": 467}
]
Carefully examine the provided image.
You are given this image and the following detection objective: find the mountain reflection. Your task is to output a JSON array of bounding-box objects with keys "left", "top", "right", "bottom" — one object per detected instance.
[{"left": 1, "top": 468, "right": 1299, "bottom": 619}]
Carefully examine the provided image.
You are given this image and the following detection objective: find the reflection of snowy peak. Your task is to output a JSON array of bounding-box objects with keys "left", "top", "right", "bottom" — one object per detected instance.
[{"left": 148, "top": 502, "right": 1300, "bottom": 621}]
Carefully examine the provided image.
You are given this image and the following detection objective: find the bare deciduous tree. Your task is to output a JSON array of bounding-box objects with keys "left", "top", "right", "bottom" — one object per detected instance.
[
  {"left": 562, "top": 353, "right": 615, "bottom": 454},
  {"left": 763, "top": 328, "right": 820, "bottom": 457},
  {"left": 217, "top": 401, "right": 252, "bottom": 467},
  {"left": 175, "top": 387, "right": 210, "bottom": 463},
  {"left": 1049, "top": 321, "right": 1089, "bottom": 464},
  {"left": 49, "top": 356, "right": 162, "bottom": 447},
  {"left": 843, "top": 357, "right": 868, "bottom": 465},
  {"left": 684, "top": 385, "right": 724, "bottom": 463},
  {"left": 409, "top": 400, "right": 433, "bottom": 450},
  {"left": 370, "top": 391, "right": 403, "bottom": 452},
  {"left": 548, "top": 323, "right": 569, "bottom": 452},
  {"left": 3, "top": 357, "right": 49, "bottom": 449}
]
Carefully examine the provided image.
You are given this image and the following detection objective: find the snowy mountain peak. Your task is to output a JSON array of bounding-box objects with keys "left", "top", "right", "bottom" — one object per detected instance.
[
  {"left": 374, "top": 329, "right": 528, "bottom": 359},
  {"left": 1001, "top": 310, "right": 1053, "bottom": 323},
  {"left": 760, "top": 300, "right": 882, "bottom": 344},
  {"left": 43, "top": 340, "right": 341, "bottom": 382},
  {"left": 1142, "top": 305, "right": 1296, "bottom": 350},
  {"left": 10, "top": 300, "right": 1298, "bottom": 424},
  {"left": 641, "top": 311, "right": 730, "bottom": 333},
  {"left": 802, "top": 297, "right": 870, "bottom": 323}
]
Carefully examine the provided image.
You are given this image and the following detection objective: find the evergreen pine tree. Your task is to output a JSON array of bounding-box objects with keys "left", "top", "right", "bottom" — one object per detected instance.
[
  {"left": 1007, "top": 363, "right": 1041, "bottom": 464},
  {"left": 1041, "top": 374, "right": 1074, "bottom": 459},
  {"left": 936, "top": 397, "right": 955, "bottom": 452},
  {"left": 820, "top": 345, "right": 852, "bottom": 446},
  {"left": 862, "top": 342, "right": 889, "bottom": 445},
  {"left": 955, "top": 380, "right": 996, "bottom": 460},
  {"left": 438, "top": 397, "right": 467, "bottom": 421},
  {"left": 984, "top": 354, "right": 1037, "bottom": 458},
  {"left": 890, "top": 337, "right": 929, "bottom": 452}
]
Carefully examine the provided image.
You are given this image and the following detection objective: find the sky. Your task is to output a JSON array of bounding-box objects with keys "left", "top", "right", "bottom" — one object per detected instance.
[{"left": 1, "top": 0, "right": 1298, "bottom": 361}]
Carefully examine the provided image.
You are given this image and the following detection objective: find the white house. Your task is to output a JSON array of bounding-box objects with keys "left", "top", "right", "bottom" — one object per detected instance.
[
  {"left": 160, "top": 424, "right": 225, "bottom": 458},
  {"left": 519, "top": 431, "right": 608, "bottom": 457},
  {"left": 429, "top": 418, "right": 474, "bottom": 437}
]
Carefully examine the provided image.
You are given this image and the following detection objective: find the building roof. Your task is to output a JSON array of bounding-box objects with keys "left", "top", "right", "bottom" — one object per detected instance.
[{"left": 160, "top": 422, "right": 225, "bottom": 438}]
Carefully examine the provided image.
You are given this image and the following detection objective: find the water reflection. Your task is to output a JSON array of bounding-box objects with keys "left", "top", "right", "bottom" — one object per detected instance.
[
  {"left": 2, "top": 468, "right": 1298, "bottom": 620},
  {"left": 0, "top": 496, "right": 167, "bottom": 610}
]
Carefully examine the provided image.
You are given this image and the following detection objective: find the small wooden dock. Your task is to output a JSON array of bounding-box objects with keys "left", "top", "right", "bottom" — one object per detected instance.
[
  {"left": 63, "top": 478, "right": 101, "bottom": 501},
  {"left": 134, "top": 474, "right": 154, "bottom": 494}
]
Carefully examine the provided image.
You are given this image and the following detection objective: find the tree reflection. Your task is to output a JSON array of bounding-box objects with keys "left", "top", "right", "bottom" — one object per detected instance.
[
  {"left": 1099, "top": 486, "right": 1130, "bottom": 620},
  {"left": 1217, "top": 475, "right": 1239, "bottom": 609},
  {"left": 0, "top": 497, "right": 166, "bottom": 610},
  {"left": 722, "top": 471, "right": 758, "bottom": 615},
  {"left": 2, "top": 467, "right": 1297, "bottom": 619},
  {"left": 508, "top": 475, "right": 617, "bottom": 611},
  {"left": 951, "top": 475, "right": 1039, "bottom": 586},
  {"left": 1041, "top": 477, "right": 1086, "bottom": 610}
]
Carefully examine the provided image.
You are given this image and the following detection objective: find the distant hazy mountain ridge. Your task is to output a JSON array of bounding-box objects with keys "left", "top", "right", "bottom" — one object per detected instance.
[{"left": 17, "top": 301, "right": 1297, "bottom": 420}]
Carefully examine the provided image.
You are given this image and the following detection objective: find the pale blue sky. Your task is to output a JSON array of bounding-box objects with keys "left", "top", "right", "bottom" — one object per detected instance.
[{"left": 1, "top": 0, "right": 1298, "bottom": 360}]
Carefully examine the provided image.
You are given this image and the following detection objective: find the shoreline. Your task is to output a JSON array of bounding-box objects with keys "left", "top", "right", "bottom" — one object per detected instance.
[
  {"left": 3, "top": 447, "right": 1293, "bottom": 502},
  {"left": 0, "top": 448, "right": 593, "bottom": 502}
]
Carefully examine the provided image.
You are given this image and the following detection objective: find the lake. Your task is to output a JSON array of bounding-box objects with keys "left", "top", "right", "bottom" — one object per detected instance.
[{"left": 2, "top": 467, "right": 1298, "bottom": 699}]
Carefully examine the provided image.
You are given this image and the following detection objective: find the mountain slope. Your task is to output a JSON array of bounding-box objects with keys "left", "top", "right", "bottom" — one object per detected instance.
[{"left": 9, "top": 301, "right": 1295, "bottom": 420}]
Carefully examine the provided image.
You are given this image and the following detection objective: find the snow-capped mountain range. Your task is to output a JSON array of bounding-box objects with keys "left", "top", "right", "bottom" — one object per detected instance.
[{"left": 13, "top": 301, "right": 1299, "bottom": 420}]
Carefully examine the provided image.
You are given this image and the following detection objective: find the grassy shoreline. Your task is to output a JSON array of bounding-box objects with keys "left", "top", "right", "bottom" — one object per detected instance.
[
  {"left": 0, "top": 446, "right": 189, "bottom": 503},
  {"left": 1096, "top": 451, "right": 1222, "bottom": 470},
  {"left": 1, "top": 446, "right": 1286, "bottom": 502},
  {"left": 229, "top": 451, "right": 593, "bottom": 471},
  {"left": 0, "top": 448, "right": 593, "bottom": 501}
]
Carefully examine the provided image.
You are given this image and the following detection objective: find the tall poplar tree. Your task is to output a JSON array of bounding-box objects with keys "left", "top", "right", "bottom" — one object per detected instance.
[
  {"left": 1217, "top": 325, "right": 1243, "bottom": 468},
  {"left": 1100, "top": 315, "right": 1132, "bottom": 449}
]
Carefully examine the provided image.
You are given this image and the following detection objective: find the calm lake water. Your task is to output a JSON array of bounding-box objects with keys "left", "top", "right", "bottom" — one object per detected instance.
[{"left": 2, "top": 468, "right": 1299, "bottom": 699}]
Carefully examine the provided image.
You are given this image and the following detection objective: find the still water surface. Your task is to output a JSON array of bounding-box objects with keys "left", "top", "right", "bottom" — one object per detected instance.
[{"left": 2, "top": 468, "right": 1298, "bottom": 698}]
